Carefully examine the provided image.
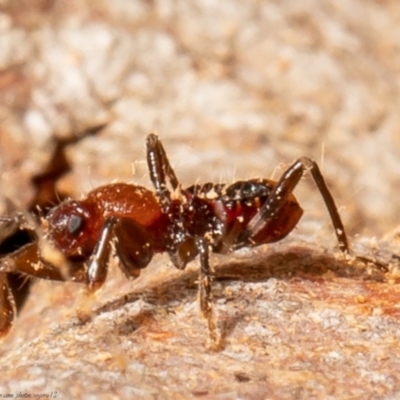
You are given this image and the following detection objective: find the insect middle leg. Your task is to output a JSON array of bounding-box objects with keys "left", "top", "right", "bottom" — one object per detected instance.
[
  {"left": 239, "top": 157, "right": 349, "bottom": 253},
  {"left": 195, "top": 237, "right": 220, "bottom": 350},
  {"left": 146, "top": 133, "right": 180, "bottom": 206}
]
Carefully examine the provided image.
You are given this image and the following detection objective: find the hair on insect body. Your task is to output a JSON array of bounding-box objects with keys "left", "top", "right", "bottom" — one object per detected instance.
[{"left": 0, "top": 133, "right": 351, "bottom": 349}]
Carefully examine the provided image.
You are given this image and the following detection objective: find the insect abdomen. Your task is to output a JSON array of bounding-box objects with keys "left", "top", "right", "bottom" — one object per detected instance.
[{"left": 208, "top": 179, "right": 303, "bottom": 246}]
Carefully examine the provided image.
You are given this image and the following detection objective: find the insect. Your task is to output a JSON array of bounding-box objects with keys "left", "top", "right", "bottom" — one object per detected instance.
[{"left": 0, "top": 133, "right": 349, "bottom": 348}]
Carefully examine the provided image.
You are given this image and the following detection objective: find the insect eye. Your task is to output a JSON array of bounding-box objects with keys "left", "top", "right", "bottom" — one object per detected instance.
[{"left": 67, "top": 214, "right": 84, "bottom": 235}]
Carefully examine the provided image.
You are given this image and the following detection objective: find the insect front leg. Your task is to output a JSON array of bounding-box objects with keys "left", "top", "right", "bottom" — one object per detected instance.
[
  {"left": 87, "top": 217, "right": 155, "bottom": 291},
  {"left": 0, "top": 240, "right": 82, "bottom": 337},
  {"left": 239, "top": 157, "right": 349, "bottom": 253},
  {"left": 0, "top": 211, "right": 87, "bottom": 283},
  {"left": 0, "top": 242, "right": 74, "bottom": 281},
  {"left": 0, "top": 273, "right": 14, "bottom": 336},
  {"left": 87, "top": 217, "right": 117, "bottom": 291},
  {"left": 195, "top": 237, "right": 221, "bottom": 350},
  {"left": 113, "top": 218, "right": 155, "bottom": 278}
]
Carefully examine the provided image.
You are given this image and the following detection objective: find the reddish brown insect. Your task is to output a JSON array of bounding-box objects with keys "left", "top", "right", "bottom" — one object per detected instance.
[{"left": 0, "top": 134, "right": 349, "bottom": 348}]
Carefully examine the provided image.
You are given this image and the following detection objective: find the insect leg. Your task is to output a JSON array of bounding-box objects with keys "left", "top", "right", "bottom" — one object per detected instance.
[
  {"left": 146, "top": 133, "right": 180, "bottom": 205},
  {"left": 195, "top": 237, "right": 221, "bottom": 350},
  {"left": 0, "top": 273, "right": 14, "bottom": 337},
  {"left": 87, "top": 217, "right": 117, "bottom": 291},
  {"left": 0, "top": 242, "right": 70, "bottom": 281},
  {"left": 113, "top": 217, "right": 155, "bottom": 279},
  {"left": 239, "top": 157, "right": 349, "bottom": 253}
]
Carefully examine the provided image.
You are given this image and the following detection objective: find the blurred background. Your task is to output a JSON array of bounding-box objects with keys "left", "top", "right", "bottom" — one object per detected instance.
[
  {"left": 1, "top": 0, "right": 400, "bottom": 240},
  {"left": 1, "top": 1, "right": 400, "bottom": 397}
]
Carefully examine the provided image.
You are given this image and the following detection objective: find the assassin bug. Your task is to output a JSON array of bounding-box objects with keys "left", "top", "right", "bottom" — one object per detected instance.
[{"left": 0, "top": 133, "right": 349, "bottom": 348}]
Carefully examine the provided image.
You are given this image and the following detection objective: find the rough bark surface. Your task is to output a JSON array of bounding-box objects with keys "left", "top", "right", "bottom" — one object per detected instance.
[{"left": 1, "top": 1, "right": 400, "bottom": 399}]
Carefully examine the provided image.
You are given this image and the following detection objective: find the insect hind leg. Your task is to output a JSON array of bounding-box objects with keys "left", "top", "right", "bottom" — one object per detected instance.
[{"left": 238, "top": 157, "right": 349, "bottom": 253}]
